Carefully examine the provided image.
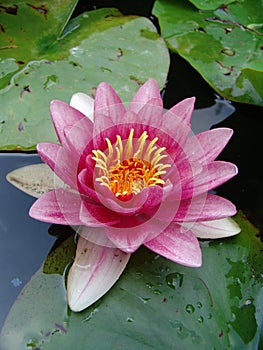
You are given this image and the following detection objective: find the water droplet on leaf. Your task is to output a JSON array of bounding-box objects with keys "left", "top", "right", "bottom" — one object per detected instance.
[
  {"left": 166, "top": 272, "right": 184, "bottom": 289},
  {"left": 185, "top": 304, "right": 195, "bottom": 314}
]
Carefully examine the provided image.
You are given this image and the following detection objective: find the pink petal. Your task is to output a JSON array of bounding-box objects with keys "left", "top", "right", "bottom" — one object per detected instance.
[
  {"left": 63, "top": 117, "right": 93, "bottom": 157},
  {"left": 79, "top": 226, "right": 116, "bottom": 248},
  {"left": 144, "top": 222, "right": 202, "bottom": 267},
  {"left": 80, "top": 199, "right": 120, "bottom": 227},
  {"left": 50, "top": 100, "right": 92, "bottom": 144},
  {"left": 134, "top": 98, "right": 163, "bottom": 126},
  {"left": 29, "top": 189, "right": 83, "bottom": 225},
  {"left": 93, "top": 82, "right": 126, "bottom": 135},
  {"left": 129, "top": 79, "right": 162, "bottom": 113},
  {"left": 104, "top": 218, "right": 164, "bottom": 253},
  {"left": 37, "top": 143, "right": 78, "bottom": 190},
  {"left": 67, "top": 236, "right": 130, "bottom": 311},
  {"left": 163, "top": 117, "right": 190, "bottom": 151},
  {"left": 180, "top": 128, "right": 234, "bottom": 165},
  {"left": 174, "top": 193, "right": 237, "bottom": 222},
  {"left": 70, "top": 92, "right": 94, "bottom": 121},
  {"left": 135, "top": 107, "right": 191, "bottom": 155},
  {"left": 179, "top": 161, "right": 238, "bottom": 199},
  {"left": 146, "top": 193, "right": 237, "bottom": 222},
  {"left": 165, "top": 97, "right": 195, "bottom": 125},
  {"left": 96, "top": 185, "right": 164, "bottom": 216},
  {"left": 183, "top": 217, "right": 241, "bottom": 239},
  {"left": 78, "top": 168, "right": 99, "bottom": 202}
]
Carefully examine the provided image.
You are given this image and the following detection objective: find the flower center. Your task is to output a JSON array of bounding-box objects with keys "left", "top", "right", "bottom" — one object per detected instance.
[{"left": 92, "top": 129, "right": 170, "bottom": 199}]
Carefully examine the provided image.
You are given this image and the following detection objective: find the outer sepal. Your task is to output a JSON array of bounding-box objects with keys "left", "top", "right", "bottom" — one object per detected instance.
[{"left": 67, "top": 236, "right": 131, "bottom": 312}]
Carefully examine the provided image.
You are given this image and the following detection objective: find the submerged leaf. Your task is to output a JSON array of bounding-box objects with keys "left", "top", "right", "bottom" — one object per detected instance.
[{"left": 6, "top": 164, "right": 66, "bottom": 198}]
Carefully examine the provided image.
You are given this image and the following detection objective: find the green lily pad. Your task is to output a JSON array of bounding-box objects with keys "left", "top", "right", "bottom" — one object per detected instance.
[
  {"left": 0, "top": 4, "right": 169, "bottom": 150},
  {"left": 153, "top": 0, "right": 263, "bottom": 107},
  {"left": 188, "top": 0, "right": 236, "bottom": 11},
  {"left": 0, "top": 212, "right": 262, "bottom": 349}
]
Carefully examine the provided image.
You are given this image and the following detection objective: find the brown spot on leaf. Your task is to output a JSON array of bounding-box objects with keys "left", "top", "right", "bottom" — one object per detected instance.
[
  {"left": 26, "top": 3, "right": 48, "bottom": 19},
  {"left": 16, "top": 60, "right": 25, "bottom": 65},
  {"left": 0, "top": 23, "right": 5, "bottom": 32},
  {"left": 129, "top": 75, "right": 144, "bottom": 86},
  {"left": 54, "top": 323, "right": 67, "bottom": 334},
  {"left": 195, "top": 26, "right": 206, "bottom": 33},
  {"left": 18, "top": 122, "right": 24, "bottom": 131},
  {"left": 0, "top": 45, "right": 18, "bottom": 50},
  {"left": 0, "top": 4, "right": 18, "bottom": 15},
  {"left": 218, "top": 330, "right": 224, "bottom": 338},
  {"left": 224, "top": 26, "right": 234, "bottom": 34},
  {"left": 109, "top": 48, "right": 124, "bottom": 61},
  {"left": 90, "top": 86, "right": 97, "bottom": 99},
  {"left": 216, "top": 60, "right": 234, "bottom": 76},
  {"left": 220, "top": 48, "right": 235, "bottom": 56},
  {"left": 20, "top": 85, "right": 31, "bottom": 97}
]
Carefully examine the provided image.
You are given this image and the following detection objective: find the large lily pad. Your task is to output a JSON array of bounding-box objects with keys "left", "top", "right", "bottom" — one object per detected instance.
[
  {"left": 153, "top": 0, "right": 263, "bottom": 106},
  {"left": 0, "top": 212, "right": 262, "bottom": 349},
  {"left": 0, "top": 4, "right": 169, "bottom": 150},
  {"left": 188, "top": 0, "right": 236, "bottom": 11}
]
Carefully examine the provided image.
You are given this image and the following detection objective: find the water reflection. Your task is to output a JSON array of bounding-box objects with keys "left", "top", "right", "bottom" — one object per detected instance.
[{"left": 0, "top": 154, "right": 55, "bottom": 329}]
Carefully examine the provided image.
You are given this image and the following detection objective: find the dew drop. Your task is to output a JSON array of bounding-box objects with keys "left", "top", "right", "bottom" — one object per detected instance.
[
  {"left": 169, "top": 320, "right": 183, "bottom": 333},
  {"left": 166, "top": 272, "right": 184, "bottom": 289},
  {"left": 146, "top": 282, "right": 153, "bottom": 289},
  {"left": 126, "top": 316, "right": 134, "bottom": 322},
  {"left": 197, "top": 316, "right": 204, "bottom": 323},
  {"left": 139, "top": 297, "right": 151, "bottom": 304},
  {"left": 185, "top": 304, "right": 195, "bottom": 314},
  {"left": 153, "top": 289, "right": 161, "bottom": 295},
  {"left": 197, "top": 301, "right": 203, "bottom": 309}
]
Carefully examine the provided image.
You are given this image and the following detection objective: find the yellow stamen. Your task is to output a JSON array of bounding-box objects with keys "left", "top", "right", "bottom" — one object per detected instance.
[{"left": 92, "top": 129, "right": 171, "bottom": 199}]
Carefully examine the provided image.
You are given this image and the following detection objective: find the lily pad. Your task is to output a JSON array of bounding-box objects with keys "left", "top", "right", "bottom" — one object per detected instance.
[
  {"left": 153, "top": 0, "right": 263, "bottom": 106},
  {"left": 0, "top": 4, "right": 169, "bottom": 150},
  {"left": 0, "top": 212, "right": 262, "bottom": 349},
  {"left": 188, "top": 0, "right": 237, "bottom": 11}
]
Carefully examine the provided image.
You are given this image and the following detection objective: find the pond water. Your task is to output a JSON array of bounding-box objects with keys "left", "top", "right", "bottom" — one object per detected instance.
[{"left": 0, "top": 154, "right": 56, "bottom": 328}]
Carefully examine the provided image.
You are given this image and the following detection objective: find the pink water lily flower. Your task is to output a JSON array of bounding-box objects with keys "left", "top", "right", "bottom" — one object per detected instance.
[{"left": 28, "top": 79, "right": 240, "bottom": 311}]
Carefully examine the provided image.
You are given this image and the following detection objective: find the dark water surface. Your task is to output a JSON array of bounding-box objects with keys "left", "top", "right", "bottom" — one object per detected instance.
[{"left": 0, "top": 154, "right": 55, "bottom": 328}]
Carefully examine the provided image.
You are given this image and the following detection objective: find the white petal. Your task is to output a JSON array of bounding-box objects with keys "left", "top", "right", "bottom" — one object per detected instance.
[
  {"left": 67, "top": 236, "right": 130, "bottom": 312},
  {"left": 6, "top": 163, "right": 66, "bottom": 198},
  {"left": 183, "top": 217, "right": 241, "bottom": 239},
  {"left": 70, "top": 92, "right": 94, "bottom": 121}
]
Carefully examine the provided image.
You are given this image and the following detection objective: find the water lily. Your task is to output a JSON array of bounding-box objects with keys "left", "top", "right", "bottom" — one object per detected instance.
[{"left": 7, "top": 79, "right": 240, "bottom": 312}]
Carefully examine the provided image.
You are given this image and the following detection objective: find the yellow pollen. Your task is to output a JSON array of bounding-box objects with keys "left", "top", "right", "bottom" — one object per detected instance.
[{"left": 92, "top": 129, "right": 170, "bottom": 199}]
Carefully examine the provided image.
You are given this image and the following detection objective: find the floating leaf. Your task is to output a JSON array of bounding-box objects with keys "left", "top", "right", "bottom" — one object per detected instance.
[
  {"left": 0, "top": 5, "right": 169, "bottom": 150},
  {"left": 0, "top": 212, "right": 262, "bottom": 349},
  {"left": 188, "top": 0, "right": 237, "bottom": 11},
  {"left": 153, "top": 0, "right": 263, "bottom": 106}
]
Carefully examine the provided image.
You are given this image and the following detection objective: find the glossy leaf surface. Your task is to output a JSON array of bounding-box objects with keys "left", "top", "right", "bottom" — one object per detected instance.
[
  {"left": 154, "top": 0, "right": 263, "bottom": 106},
  {"left": 0, "top": 5, "right": 169, "bottom": 150},
  {"left": 0, "top": 212, "right": 262, "bottom": 349}
]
